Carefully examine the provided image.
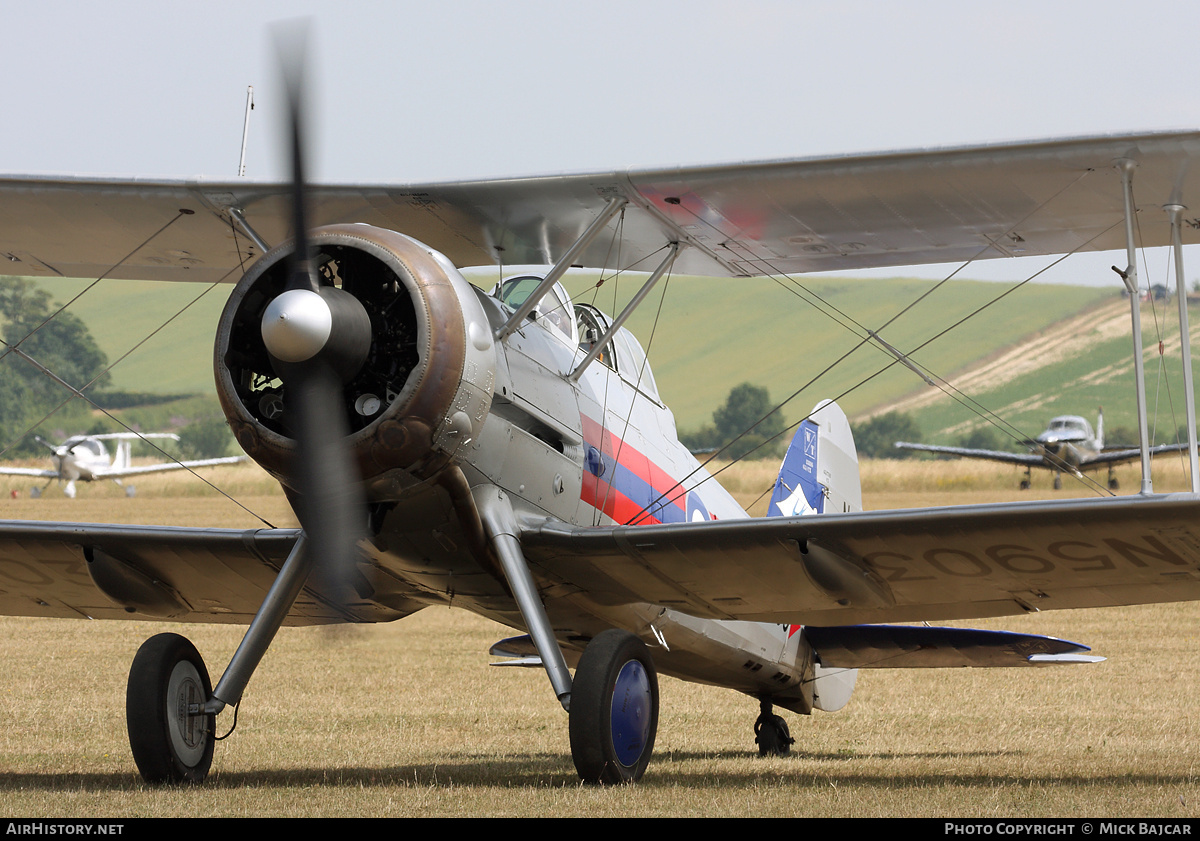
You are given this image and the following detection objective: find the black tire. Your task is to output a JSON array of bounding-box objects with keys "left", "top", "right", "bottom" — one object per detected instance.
[
  {"left": 569, "top": 629, "right": 658, "bottom": 784},
  {"left": 126, "top": 633, "right": 215, "bottom": 784},
  {"left": 754, "top": 712, "right": 794, "bottom": 757}
]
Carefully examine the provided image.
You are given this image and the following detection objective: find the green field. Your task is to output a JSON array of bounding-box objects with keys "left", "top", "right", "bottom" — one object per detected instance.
[
  {"left": 3, "top": 461, "right": 1199, "bottom": 817},
  {"left": 29, "top": 277, "right": 233, "bottom": 397},
  {"left": 30, "top": 271, "right": 1189, "bottom": 448},
  {"left": 557, "top": 271, "right": 1116, "bottom": 433},
  {"left": 902, "top": 297, "right": 1200, "bottom": 447}
]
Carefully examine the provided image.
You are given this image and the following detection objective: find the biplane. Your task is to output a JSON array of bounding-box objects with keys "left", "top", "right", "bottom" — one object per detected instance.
[{"left": 0, "top": 77, "right": 1198, "bottom": 783}]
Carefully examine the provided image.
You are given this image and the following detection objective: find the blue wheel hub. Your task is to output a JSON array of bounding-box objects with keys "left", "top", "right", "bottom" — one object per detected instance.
[{"left": 610, "top": 659, "right": 652, "bottom": 767}]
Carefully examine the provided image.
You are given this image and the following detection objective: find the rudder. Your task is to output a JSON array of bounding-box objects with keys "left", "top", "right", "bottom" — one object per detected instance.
[{"left": 768, "top": 399, "right": 861, "bottom": 518}]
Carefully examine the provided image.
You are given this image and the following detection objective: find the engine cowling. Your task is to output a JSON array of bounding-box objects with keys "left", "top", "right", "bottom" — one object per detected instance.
[{"left": 215, "top": 224, "right": 496, "bottom": 497}]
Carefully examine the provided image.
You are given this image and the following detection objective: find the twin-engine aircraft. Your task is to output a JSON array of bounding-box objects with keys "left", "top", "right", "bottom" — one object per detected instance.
[
  {"left": 0, "top": 432, "right": 246, "bottom": 498},
  {"left": 896, "top": 410, "right": 1193, "bottom": 489},
  {"left": 1, "top": 106, "right": 1200, "bottom": 785}
]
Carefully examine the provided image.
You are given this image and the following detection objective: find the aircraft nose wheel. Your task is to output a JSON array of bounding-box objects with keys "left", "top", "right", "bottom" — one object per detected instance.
[
  {"left": 754, "top": 700, "right": 795, "bottom": 756},
  {"left": 126, "top": 633, "right": 215, "bottom": 784},
  {"left": 569, "top": 629, "right": 659, "bottom": 784}
]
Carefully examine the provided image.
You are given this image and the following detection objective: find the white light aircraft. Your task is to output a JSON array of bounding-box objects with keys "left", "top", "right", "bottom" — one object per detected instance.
[
  {"left": 896, "top": 409, "right": 1193, "bottom": 489},
  {"left": 0, "top": 432, "right": 246, "bottom": 498},
  {"left": 1, "top": 59, "right": 1200, "bottom": 785}
]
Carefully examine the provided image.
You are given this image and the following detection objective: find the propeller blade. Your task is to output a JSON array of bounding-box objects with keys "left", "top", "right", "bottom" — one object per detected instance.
[{"left": 264, "top": 22, "right": 370, "bottom": 602}]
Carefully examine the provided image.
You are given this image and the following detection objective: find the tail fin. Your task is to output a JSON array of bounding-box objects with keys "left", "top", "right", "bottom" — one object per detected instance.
[
  {"left": 768, "top": 399, "right": 861, "bottom": 518},
  {"left": 114, "top": 439, "right": 132, "bottom": 471},
  {"left": 769, "top": 401, "right": 861, "bottom": 712},
  {"left": 1096, "top": 406, "right": 1105, "bottom": 449}
]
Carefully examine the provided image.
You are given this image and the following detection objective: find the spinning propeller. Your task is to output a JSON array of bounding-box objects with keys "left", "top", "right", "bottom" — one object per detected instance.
[{"left": 258, "top": 30, "right": 372, "bottom": 600}]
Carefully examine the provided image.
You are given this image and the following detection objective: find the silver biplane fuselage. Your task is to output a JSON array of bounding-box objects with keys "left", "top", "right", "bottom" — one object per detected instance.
[{"left": 215, "top": 234, "right": 838, "bottom": 717}]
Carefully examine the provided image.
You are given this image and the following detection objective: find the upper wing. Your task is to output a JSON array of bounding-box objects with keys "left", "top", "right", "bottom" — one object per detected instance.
[
  {"left": 893, "top": 442, "right": 1044, "bottom": 467},
  {"left": 92, "top": 455, "right": 248, "bottom": 480},
  {"left": 89, "top": 433, "right": 179, "bottom": 441},
  {"left": 0, "top": 520, "right": 407, "bottom": 625},
  {"left": 520, "top": 493, "right": 1200, "bottom": 626},
  {"left": 1, "top": 131, "right": 1198, "bottom": 281}
]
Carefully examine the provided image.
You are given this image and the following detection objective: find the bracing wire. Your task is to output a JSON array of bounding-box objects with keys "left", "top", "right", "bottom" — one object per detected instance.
[{"left": 0, "top": 212, "right": 276, "bottom": 527}]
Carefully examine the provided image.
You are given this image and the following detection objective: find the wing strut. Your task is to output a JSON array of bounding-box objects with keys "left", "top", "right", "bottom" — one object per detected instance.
[
  {"left": 570, "top": 242, "right": 680, "bottom": 381},
  {"left": 1166, "top": 203, "right": 1200, "bottom": 492},
  {"left": 1114, "top": 159, "right": 1154, "bottom": 494},
  {"left": 228, "top": 207, "right": 270, "bottom": 253},
  {"left": 495, "top": 197, "right": 626, "bottom": 342},
  {"left": 474, "top": 485, "right": 573, "bottom": 710}
]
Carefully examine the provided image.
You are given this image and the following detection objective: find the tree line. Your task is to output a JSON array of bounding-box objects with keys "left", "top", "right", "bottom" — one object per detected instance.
[{"left": 0, "top": 278, "right": 233, "bottom": 459}]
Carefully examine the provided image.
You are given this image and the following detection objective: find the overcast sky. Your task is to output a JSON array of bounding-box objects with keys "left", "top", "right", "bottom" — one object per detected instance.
[{"left": 5, "top": 0, "right": 1200, "bottom": 286}]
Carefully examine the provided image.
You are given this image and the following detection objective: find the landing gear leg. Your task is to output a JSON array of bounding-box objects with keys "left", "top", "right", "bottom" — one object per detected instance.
[
  {"left": 569, "top": 629, "right": 659, "bottom": 784},
  {"left": 1053, "top": 471, "right": 1062, "bottom": 490},
  {"left": 126, "top": 533, "right": 317, "bottom": 784},
  {"left": 1108, "top": 466, "right": 1119, "bottom": 491},
  {"left": 1019, "top": 466, "right": 1031, "bottom": 491},
  {"left": 126, "top": 633, "right": 215, "bottom": 784},
  {"left": 754, "top": 698, "right": 794, "bottom": 757}
]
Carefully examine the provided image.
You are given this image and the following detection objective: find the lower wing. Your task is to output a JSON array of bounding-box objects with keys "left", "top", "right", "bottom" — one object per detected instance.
[
  {"left": 893, "top": 442, "right": 1044, "bottom": 467},
  {"left": 92, "top": 456, "right": 248, "bottom": 479},
  {"left": 521, "top": 493, "right": 1200, "bottom": 626}
]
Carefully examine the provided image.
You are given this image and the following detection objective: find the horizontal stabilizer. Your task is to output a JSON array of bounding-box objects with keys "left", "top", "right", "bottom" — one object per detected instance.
[
  {"left": 488, "top": 634, "right": 578, "bottom": 669},
  {"left": 1028, "top": 653, "right": 1106, "bottom": 664},
  {"left": 805, "top": 624, "right": 1102, "bottom": 669},
  {"left": 489, "top": 635, "right": 538, "bottom": 659},
  {"left": 490, "top": 657, "right": 544, "bottom": 669}
]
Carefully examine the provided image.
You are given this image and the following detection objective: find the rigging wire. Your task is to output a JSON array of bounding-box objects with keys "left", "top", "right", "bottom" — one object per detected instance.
[
  {"left": 625, "top": 221, "right": 1128, "bottom": 525},
  {"left": 1133, "top": 207, "right": 1184, "bottom": 467},
  {"left": 624, "top": 168, "right": 1106, "bottom": 489},
  {"left": 719, "top": 214, "right": 1129, "bottom": 469},
  {"left": 0, "top": 210, "right": 193, "bottom": 365},
  {"left": 0, "top": 213, "right": 276, "bottom": 528}
]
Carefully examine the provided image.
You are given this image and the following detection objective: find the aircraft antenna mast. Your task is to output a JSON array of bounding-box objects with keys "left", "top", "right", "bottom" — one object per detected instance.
[{"left": 238, "top": 86, "right": 254, "bottom": 177}]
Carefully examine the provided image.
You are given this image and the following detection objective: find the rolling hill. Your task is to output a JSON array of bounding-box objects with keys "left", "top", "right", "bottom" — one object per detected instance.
[{"left": 26, "top": 271, "right": 1191, "bottom": 451}]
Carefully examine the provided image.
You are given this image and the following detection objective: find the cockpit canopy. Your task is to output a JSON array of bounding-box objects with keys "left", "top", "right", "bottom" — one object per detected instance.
[
  {"left": 64, "top": 437, "right": 106, "bottom": 458},
  {"left": 491, "top": 275, "right": 661, "bottom": 403},
  {"left": 1037, "top": 416, "right": 1093, "bottom": 443},
  {"left": 494, "top": 275, "right": 579, "bottom": 346}
]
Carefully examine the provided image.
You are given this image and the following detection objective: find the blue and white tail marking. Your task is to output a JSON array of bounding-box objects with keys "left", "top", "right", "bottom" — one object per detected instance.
[{"left": 769, "top": 399, "right": 861, "bottom": 518}]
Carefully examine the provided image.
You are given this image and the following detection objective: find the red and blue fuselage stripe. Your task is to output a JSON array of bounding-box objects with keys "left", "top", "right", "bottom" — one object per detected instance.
[{"left": 580, "top": 415, "right": 701, "bottom": 525}]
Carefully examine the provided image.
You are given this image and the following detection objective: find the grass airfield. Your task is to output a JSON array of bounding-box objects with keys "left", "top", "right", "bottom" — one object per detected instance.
[{"left": 2, "top": 460, "right": 1200, "bottom": 817}]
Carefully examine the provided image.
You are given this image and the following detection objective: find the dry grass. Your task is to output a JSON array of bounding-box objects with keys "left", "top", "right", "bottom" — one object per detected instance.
[{"left": 2, "top": 458, "right": 1200, "bottom": 817}]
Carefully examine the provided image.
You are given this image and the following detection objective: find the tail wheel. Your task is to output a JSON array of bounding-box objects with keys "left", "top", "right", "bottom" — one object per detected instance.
[
  {"left": 569, "top": 629, "right": 658, "bottom": 784},
  {"left": 754, "top": 711, "right": 795, "bottom": 756},
  {"left": 126, "top": 633, "right": 215, "bottom": 784}
]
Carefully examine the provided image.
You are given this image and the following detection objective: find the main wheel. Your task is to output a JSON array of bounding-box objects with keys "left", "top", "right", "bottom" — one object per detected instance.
[
  {"left": 126, "top": 633, "right": 215, "bottom": 784},
  {"left": 569, "top": 629, "right": 659, "bottom": 784}
]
